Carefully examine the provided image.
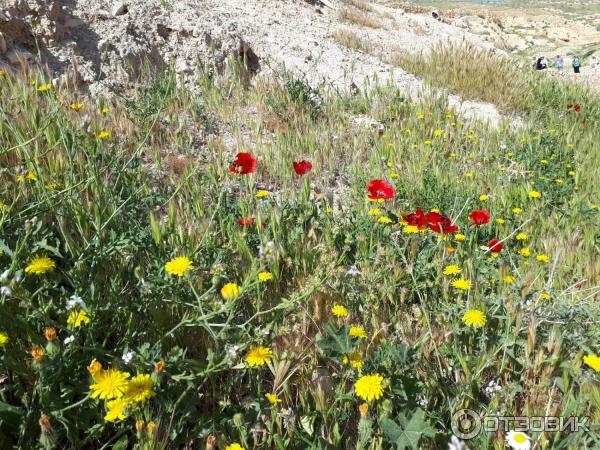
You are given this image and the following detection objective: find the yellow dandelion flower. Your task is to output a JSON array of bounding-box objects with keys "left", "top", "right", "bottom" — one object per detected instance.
[
  {"left": 87, "top": 359, "right": 103, "bottom": 381},
  {"left": 349, "top": 326, "right": 367, "bottom": 338},
  {"left": 454, "top": 233, "right": 466, "bottom": 241},
  {"left": 90, "top": 369, "right": 130, "bottom": 399},
  {"left": 378, "top": 216, "right": 392, "bottom": 224},
  {"left": 462, "top": 309, "right": 486, "bottom": 328},
  {"left": 69, "top": 102, "right": 84, "bottom": 111},
  {"left": 26, "top": 171, "right": 37, "bottom": 182},
  {"left": 124, "top": 374, "right": 155, "bottom": 403},
  {"left": 516, "top": 233, "right": 528, "bottom": 241},
  {"left": 451, "top": 277, "right": 471, "bottom": 291},
  {"left": 403, "top": 225, "right": 423, "bottom": 234},
  {"left": 443, "top": 265, "right": 461, "bottom": 276},
  {"left": 325, "top": 207, "right": 334, "bottom": 214},
  {"left": 568, "top": 170, "right": 575, "bottom": 176},
  {"left": 536, "top": 254, "right": 549, "bottom": 263},
  {"left": 583, "top": 355, "right": 600, "bottom": 373},
  {"left": 101, "top": 107, "right": 110, "bottom": 114},
  {"left": 331, "top": 305, "right": 349, "bottom": 317},
  {"left": 344, "top": 352, "right": 363, "bottom": 369},
  {"left": 221, "top": 283, "right": 241, "bottom": 300},
  {"left": 255, "top": 190, "right": 269, "bottom": 198},
  {"left": 104, "top": 398, "right": 129, "bottom": 422},
  {"left": 98, "top": 131, "right": 110, "bottom": 140},
  {"left": 245, "top": 346, "right": 272, "bottom": 367},
  {"left": 368, "top": 208, "right": 381, "bottom": 216},
  {"left": 424, "top": 140, "right": 432, "bottom": 145},
  {"left": 388, "top": 172, "right": 399, "bottom": 178},
  {"left": 225, "top": 444, "right": 245, "bottom": 450},
  {"left": 528, "top": 191, "right": 541, "bottom": 199},
  {"left": 67, "top": 309, "right": 90, "bottom": 328},
  {"left": 512, "top": 208, "right": 522, "bottom": 214},
  {"left": 265, "top": 393, "right": 281, "bottom": 404},
  {"left": 25, "top": 256, "right": 56, "bottom": 275},
  {"left": 36, "top": 83, "right": 52, "bottom": 92},
  {"left": 258, "top": 272, "right": 273, "bottom": 282},
  {"left": 0, "top": 332, "right": 8, "bottom": 347},
  {"left": 164, "top": 256, "right": 193, "bottom": 277},
  {"left": 540, "top": 292, "right": 551, "bottom": 300},
  {"left": 503, "top": 275, "right": 516, "bottom": 284},
  {"left": 519, "top": 248, "right": 531, "bottom": 257},
  {"left": 465, "top": 172, "right": 473, "bottom": 178},
  {"left": 479, "top": 195, "right": 489, "bottom": 201},
  {"left": 496, "top": 218, "right": 505, "bottom": 224},
  {"left": 354, "top": 374, "right": 384, "bottom": 401}
]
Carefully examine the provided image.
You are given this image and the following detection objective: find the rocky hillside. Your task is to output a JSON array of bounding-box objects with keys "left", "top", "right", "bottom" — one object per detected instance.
[{"left": 0, "top": 0, "right": 514, "bottom": 124}]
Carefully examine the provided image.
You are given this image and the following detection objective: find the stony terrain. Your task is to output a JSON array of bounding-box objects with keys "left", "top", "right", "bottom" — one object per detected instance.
[
  {"left": 384, "top": 1, "right": 600, "bottom": 91},
  {"left": 0, "top": 0, "right": 516, "bottom": 125}
]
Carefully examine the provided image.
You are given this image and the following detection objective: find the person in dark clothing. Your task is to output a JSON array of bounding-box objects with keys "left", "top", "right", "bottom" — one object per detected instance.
[
  {"left": 572, "top": 56, "right": 581, "bottom": 73},
  {"left": 535, "top": 57, "right": 548, "bottom": 70}
]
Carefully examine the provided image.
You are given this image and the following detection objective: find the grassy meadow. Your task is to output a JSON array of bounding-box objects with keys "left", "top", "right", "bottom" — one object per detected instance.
[{"left": 0, "top": 50, "right": 599, "bottom": 450}]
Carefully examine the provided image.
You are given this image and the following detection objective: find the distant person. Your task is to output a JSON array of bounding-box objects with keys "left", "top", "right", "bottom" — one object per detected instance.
[
  {"left": 535, "top": 56, "right": 547, "bottom": 70},
  {"left": 554, "top": 55, "right": 564, "bottom": 70},
  {"left": 572, "top": 55, "right": 581, "bottom": 73}
]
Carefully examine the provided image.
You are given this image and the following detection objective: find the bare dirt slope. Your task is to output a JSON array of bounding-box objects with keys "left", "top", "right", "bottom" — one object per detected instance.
[{"left": 0, "top": 0, "right": 513, "bottom": 125}]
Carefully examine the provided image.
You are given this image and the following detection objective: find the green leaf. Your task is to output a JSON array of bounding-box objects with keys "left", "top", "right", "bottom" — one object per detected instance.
[
  {"left": 380, "top": 409, "right": 435, "bottom": 450},
  {"left": 317, "top": 323, "right": 356, "bottom": 356}
]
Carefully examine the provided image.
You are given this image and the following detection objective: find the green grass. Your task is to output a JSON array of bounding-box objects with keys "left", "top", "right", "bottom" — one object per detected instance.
[{"left": 0, "top": 59, "right": 599, "bottom": 449}]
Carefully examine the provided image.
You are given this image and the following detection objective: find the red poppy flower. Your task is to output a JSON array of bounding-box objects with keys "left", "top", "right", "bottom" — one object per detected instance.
[
  {"left": 438, "top": 217, "right": 459, "bottom": 234},
  {"left": 567, "top": 103, "right": 582, "bottom": 113},
  {"left": 488, "top": 239, "right": 504, "bottom": 253},
  {"left": 426, "top": 213, "right": 458, "bottom": 234},
  {"left": 426, "top": 212, "right": 443, "bottom": 224},
  {"left": 367, "top": 179, "right": 395, "bottom": 200},
  {"left": 405, "top": 209, "right": 427, "bottom": 229},
  {"left": 237, "top": 217, "right": 255, "bottom": 226},
  {"left": 230, "top": 152, "right": 257, "bottom": 175},
  {"left": 293, "top": 160, "right": 313, "bottom": 175},
  {"left": 469, "top": 209, "right": 490, "bottom": 226}
]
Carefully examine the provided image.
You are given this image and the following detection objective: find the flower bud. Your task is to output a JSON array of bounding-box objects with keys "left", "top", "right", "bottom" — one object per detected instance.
[{"left": 44, "top": 327, "right": 57, "bottom": 342}]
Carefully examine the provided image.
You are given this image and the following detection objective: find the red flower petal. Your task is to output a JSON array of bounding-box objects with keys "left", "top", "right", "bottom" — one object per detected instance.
[
  {"left": 230, "top": 152, "right": 257, "bottom": 175},
  {"left": 237, "top": 217, "right": 255, "bottom": 226},
  {"left": 367, "top": 180, "right": 395, "bottom": 200},
  {"left": 488, "top": 239, "right": 504, "bottom": 253},
  {"left": 469, "top": 210, "right": 490, "bottom": 226},
  {"left": 293, "top": 160, "right": 313, "bottom": 175}
]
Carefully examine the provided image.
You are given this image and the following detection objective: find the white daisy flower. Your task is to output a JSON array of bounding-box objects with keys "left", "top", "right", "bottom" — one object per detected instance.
[
  {"left": 506, "top": 431, "right": 531, "bottom": 450},
  {"left": 66, "top": 295, "right": 86, "bottom": 310},
  {"left": 122, "top": 351, "right": 134, "bottom": 364},
  {"left": 64, "top": 335, "right": 75, "bottom": 345}
]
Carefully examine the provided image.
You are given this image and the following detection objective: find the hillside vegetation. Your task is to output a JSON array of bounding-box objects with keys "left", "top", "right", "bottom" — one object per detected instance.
[{"left": 0, "top": 51, "right": 599, "bottom": 449}]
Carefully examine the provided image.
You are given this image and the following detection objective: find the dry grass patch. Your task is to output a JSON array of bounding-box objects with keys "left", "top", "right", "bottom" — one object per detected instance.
[
  {"left": 332, "top": 29, "right": 373, "bottom": 53},
  {"left": 388, "top": 43, "right": 531, "bottom": 112},
  {"left": 340, "top": 0, "right": 373, "bottom": 12},
  {"left": 338, "top": 7, "right": 383, "bottom": 29}
]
